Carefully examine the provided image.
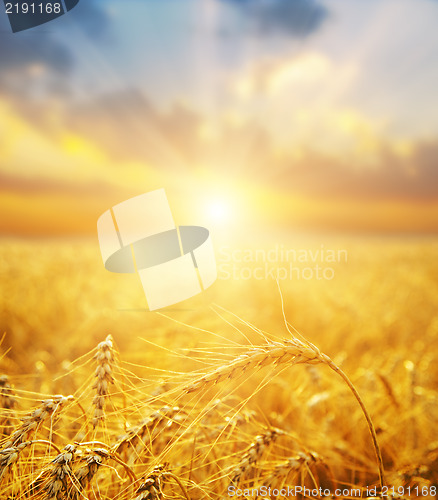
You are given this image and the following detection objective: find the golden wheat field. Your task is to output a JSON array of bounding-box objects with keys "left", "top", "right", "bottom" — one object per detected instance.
[{"left": 0, "top": 236, "right": 437, "bottom": 500}]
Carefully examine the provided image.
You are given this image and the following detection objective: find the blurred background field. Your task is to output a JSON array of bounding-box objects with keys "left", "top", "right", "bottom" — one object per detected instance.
[
  {"left": 0, "top": 235, "right": 438, "bottom": 497},
  {"left": 2, "top": 235, "right": 437, "bottom": 374}
]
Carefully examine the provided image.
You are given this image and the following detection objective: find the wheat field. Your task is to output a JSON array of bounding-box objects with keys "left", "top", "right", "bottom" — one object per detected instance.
[{"left": 0, "top": 236, "right": 437, "bottom": 499}]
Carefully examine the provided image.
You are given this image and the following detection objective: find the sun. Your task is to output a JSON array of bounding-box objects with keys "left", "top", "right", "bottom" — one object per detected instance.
[{"left": 205, "top": 198, "right": 232, "bottom": 224}]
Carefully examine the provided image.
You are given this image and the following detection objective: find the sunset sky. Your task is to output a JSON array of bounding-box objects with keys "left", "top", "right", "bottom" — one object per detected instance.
[{"left": 1, "top": 0, "right": 438, "bottom": 237}]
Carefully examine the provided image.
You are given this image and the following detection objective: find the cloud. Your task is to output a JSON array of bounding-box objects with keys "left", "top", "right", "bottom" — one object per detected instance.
[
  {"left": 0, "top": 14, "right": 72, "bottom": 75},
  {"left": 2, "top": 72, "right": 438, "bottom": 206},
  {"left": 233, "top": 52, "right": 334, "bottom": 98},
  {"left": 66, "top": 88, "right": 438, "bottom": 202},
  {"left": 63, "top": 0, "right": 114, "bottom": 40},
  {"left": 273, "top": 139, "right": 438, "bottom": 202},
  {"left": 0, "top": 0, "right": 113, "bottom": 96},
  {"left": 221, "top": 0, "right": 329, "bottom": 38},
  {"left": 65, "top": 89, "right": 273, "bottom": 176},
  {"left": 2, "top": 88, "right": 438, "bottom": 236},
  {"left": 0, "top": 170, "right": 120, "bottom": 197}
]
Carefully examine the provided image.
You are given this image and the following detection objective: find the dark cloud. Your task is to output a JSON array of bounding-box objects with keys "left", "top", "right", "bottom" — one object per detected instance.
[
  {"left": 0, "top": 14, "right": 72, "bottom": 74},
  {"left": 221, "top": 0, "right": 329, "bottom": 38},
  {"left": 0, "top": 0, "right": 113, "bottom": 96}
]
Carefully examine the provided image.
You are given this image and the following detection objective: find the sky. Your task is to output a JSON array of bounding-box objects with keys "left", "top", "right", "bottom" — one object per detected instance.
[{"left": 1, "top": 0, "right": 438, "bottom": 237}]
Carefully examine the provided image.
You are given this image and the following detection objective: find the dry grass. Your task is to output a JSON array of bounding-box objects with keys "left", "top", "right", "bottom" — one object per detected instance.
[{"left": 0, "top": 236, "right": 437, "bottom": 499}]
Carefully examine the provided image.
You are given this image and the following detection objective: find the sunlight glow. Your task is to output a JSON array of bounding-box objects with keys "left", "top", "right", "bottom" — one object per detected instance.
[{"left": 205, "top": 199, "right": 232, "bottom": 224}]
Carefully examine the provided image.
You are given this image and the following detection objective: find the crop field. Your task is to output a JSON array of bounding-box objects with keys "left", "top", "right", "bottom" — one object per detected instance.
[{"left": 0, "top": 236, "right": 437, "bottom": 499}]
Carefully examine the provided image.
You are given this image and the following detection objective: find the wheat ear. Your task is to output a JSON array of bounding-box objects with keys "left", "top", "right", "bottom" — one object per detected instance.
[
  {"left": 133, "top": 465, "right": 165, "bottom": 500},
  {"left": 115, "top": 405, "right": 184, "bottom": 460},
  {"left": 68, "top": 447, "right": 109, "bottom": 499},
  {"left": 0, "top": 375, "right": 15, "bottom": 436},
  {"left": 133, "top": 465, "right": 191, "bottom": 500},
  {"left": 2, "top": 395, "right": 72, "bottom": 449},
  {"left": 0, "top": 441, "right": 30, "bottom": 481},
  {"left": 92, "top": 335, "right": 115, "bottom": 429},
  {"left": 230, "top": 429, "right": 279, "bottom": 485},
  {"left": 184, "top": 337, "right": 386, "bottom": 490},
  {"left": 44, "top": 444, "right": 77, "bottom": 500},
  {"left": 263, "top": 451, "right": 324, "bottom": 486},
  {"left": 0, "top": 440, "right": 62, "bottom": 483}
]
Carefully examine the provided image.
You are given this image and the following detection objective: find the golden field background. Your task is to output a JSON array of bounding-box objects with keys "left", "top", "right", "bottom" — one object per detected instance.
[{"left": 0, "top": 236, "right": 437, "bottom": 498}]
